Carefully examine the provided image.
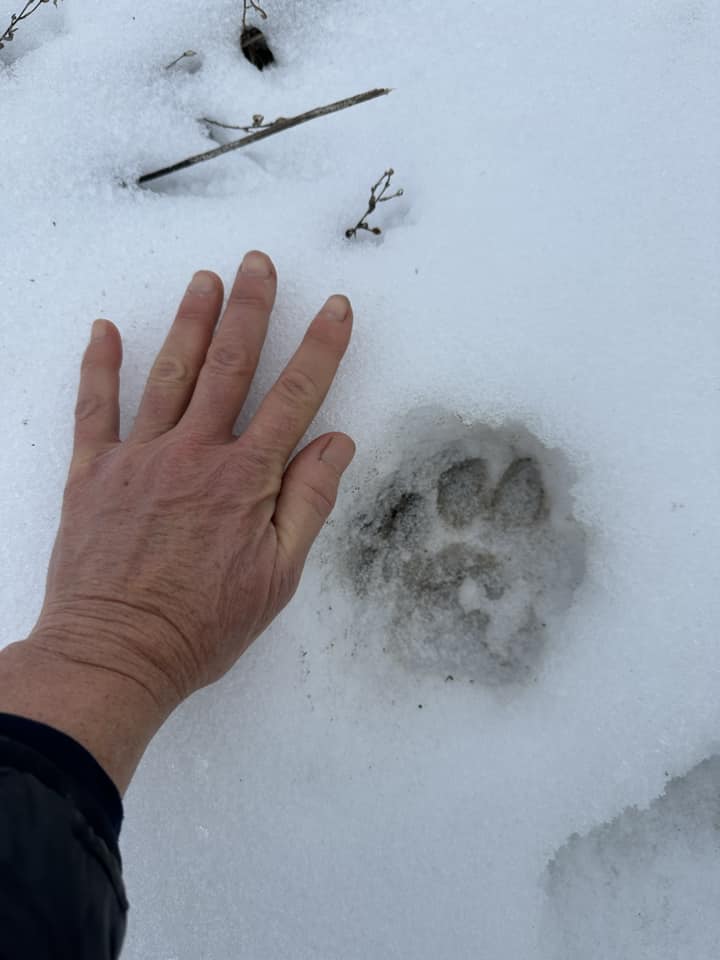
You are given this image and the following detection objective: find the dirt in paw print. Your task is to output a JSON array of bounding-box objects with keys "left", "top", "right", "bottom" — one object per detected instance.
[
  {"left": 341, "top": 412, "right": 586, "bottom": 684},
  {"left": 436, "top": 458, "right": 489, "bottom": 528}
]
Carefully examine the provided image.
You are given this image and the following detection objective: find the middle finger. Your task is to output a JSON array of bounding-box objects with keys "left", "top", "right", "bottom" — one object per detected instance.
[{"left": 181, "top": 251, "right": 277, "bottom": 441}]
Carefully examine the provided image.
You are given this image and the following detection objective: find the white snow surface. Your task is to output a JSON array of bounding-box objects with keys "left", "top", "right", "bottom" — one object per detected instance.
[{"left": 1, "top": 0, "right": 719, "bottom": 957}]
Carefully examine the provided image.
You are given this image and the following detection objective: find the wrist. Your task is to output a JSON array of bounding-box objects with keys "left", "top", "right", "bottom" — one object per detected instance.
[
  {"left": 32, "top": 598, "right": 195, "bottom": 710},
  {"left": 0, "top": 623, "right": 178, "bottom": 793}
]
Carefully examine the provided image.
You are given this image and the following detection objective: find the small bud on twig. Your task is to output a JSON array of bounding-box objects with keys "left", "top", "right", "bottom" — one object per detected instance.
[
  {"left": 1, "top": 0, "right": 62, "bottom": 51},
  {"left": 345, "top": 169, "right": 404, "bottom": 239},
  {"left": 164, "top": 50, "right": 198, "bottom": 70},
  {"left": 199, "top": 113, "right": 272, "bottom": 134}
]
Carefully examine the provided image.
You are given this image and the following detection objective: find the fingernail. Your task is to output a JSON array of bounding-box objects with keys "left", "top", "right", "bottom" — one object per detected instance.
[
  {"left": 91, "top": 319, "right": 108, "bottom": 341},
  {"left": 189, "top": 270, "right": 217, "bottom": 294},
  {"left": 323, "top": 295, "right": 350, "bottom": 322},
  {"left": 241, "top": 251, "right": 272, "bottom": 276},
  {"left": 320, "top": 435, "right": 356, "bottom": 474}
]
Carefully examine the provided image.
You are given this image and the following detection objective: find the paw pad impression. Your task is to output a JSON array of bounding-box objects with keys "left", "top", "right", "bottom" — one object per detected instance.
[{"left": 341, "top": 416, "right": 586, "bottom": 684}]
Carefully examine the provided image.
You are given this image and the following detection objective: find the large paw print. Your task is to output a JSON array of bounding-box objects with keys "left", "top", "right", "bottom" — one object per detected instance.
[{"left": 342, "top": 420, "right": 586, "bottom": 684}]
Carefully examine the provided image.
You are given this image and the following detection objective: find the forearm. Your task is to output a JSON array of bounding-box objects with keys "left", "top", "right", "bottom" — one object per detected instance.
[{"left": 0, "top": 629, "right": 173, "bottom": 794}]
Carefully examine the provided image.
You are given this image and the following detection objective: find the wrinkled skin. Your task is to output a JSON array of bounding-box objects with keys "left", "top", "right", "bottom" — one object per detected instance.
[{"left": 1, "top": 251, "right": 355, "bottom": 790}]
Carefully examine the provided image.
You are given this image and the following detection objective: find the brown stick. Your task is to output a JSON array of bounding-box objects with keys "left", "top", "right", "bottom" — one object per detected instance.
[{"left": 137, "top": 87, "right": 391, "bottom": 185}]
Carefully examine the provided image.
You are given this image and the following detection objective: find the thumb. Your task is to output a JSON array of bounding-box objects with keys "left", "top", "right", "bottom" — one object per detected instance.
[{"left": 273, "top": 432, "right": 355, "bottom": 569}]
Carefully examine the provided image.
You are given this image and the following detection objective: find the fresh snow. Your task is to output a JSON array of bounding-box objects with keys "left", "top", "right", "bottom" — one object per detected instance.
[{"left": 1, "top": 1, "right": 719, "bottom": 957}]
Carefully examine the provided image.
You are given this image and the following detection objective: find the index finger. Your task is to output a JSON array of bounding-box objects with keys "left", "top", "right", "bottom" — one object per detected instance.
[{"left": 239, "top": 295, "right": 353, "bottom": 470}]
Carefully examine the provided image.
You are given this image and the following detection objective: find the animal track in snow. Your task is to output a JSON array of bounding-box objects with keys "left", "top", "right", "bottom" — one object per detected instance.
[
  {"left": 543, "top": 756, "right": 720, "bottom": 957},
  {"left": 341, "top": 413, "right": 586, "bottom": 684}
]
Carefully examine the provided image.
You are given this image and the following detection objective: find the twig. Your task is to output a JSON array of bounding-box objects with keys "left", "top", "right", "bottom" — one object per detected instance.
[
  {"left": 199, "top": 113, "right": 273, "bottom": 133},
  {"left": 165, "top": 50, "right": 197, "bottom": 70},
  {"left": 0, "top": 0, "right": 61, "bottom": 50},
  {"left": 242, "top": 0, "right": 268, "bottom": 31},
  {"left": 345, "top": 169, "right": 404, "bottom": 238},
  {"left": 138, "top": 87, "right": 391, "bottom": 186}
]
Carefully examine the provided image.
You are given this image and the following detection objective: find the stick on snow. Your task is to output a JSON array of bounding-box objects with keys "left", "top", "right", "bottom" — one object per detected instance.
[{"left": 137, "top": 88, "right": 392, "bottom": 186}]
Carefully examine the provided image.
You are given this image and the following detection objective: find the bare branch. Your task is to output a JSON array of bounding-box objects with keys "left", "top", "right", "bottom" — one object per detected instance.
[
  {"left": 0, "top": 0, "right": 61, "bottom": 51},
  {"left": 138, "top": 87, "right": 392, "bottom": 186},
  {"left": 345, "top": 168, "right": 404, "bottom": 238},
  {"left": 199, "top": 113, "right": 273, "bottom": 133},
  {"left": 242, "top": 0, "right": 268, "bottom": 31},
  {"left": 165, "top": 50, "right": 197, "bottom": 70}
]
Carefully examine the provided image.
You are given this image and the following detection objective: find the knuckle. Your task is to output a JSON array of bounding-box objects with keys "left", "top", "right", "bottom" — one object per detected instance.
[
  {"left": 276, "top": 368, "right": 319, "bottom": 407},
  {"left": 167, "top": 428, "right": 217, "bottom": 456},
  {"left": 74, "top": 392, "right": 108, "bottom": 423},
  {"left": 149, "top": 354, "right": 194, "bottom": 387},
  {"left": 147, "top": 435, "right": 210, "bottom": 488},
  {"left": 235, "top": 438, "right": 277, "bottom": 475},
  {"left": 297, "top": 478, "right": 336, "bottom": 520},
  {"left": 208, "top": 342, "right": 255, "bottom": 379},
  {"left": 227, "top": 289, "right": 269, "bottom": 312}
]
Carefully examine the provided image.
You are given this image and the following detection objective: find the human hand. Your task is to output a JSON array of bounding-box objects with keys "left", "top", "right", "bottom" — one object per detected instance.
[{"left": 28, "top": 251, "right": 354, "bottom": 719}]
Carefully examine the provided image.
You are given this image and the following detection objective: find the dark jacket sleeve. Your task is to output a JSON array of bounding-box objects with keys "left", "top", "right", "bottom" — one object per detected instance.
[{"left": 0, "top": 713, "right": 127, "bottom": 960}]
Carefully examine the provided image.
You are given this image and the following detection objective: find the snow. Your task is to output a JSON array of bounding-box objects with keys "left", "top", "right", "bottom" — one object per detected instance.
[{"left": 1, "top": 0, "right": 719, "bottom": 957}]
